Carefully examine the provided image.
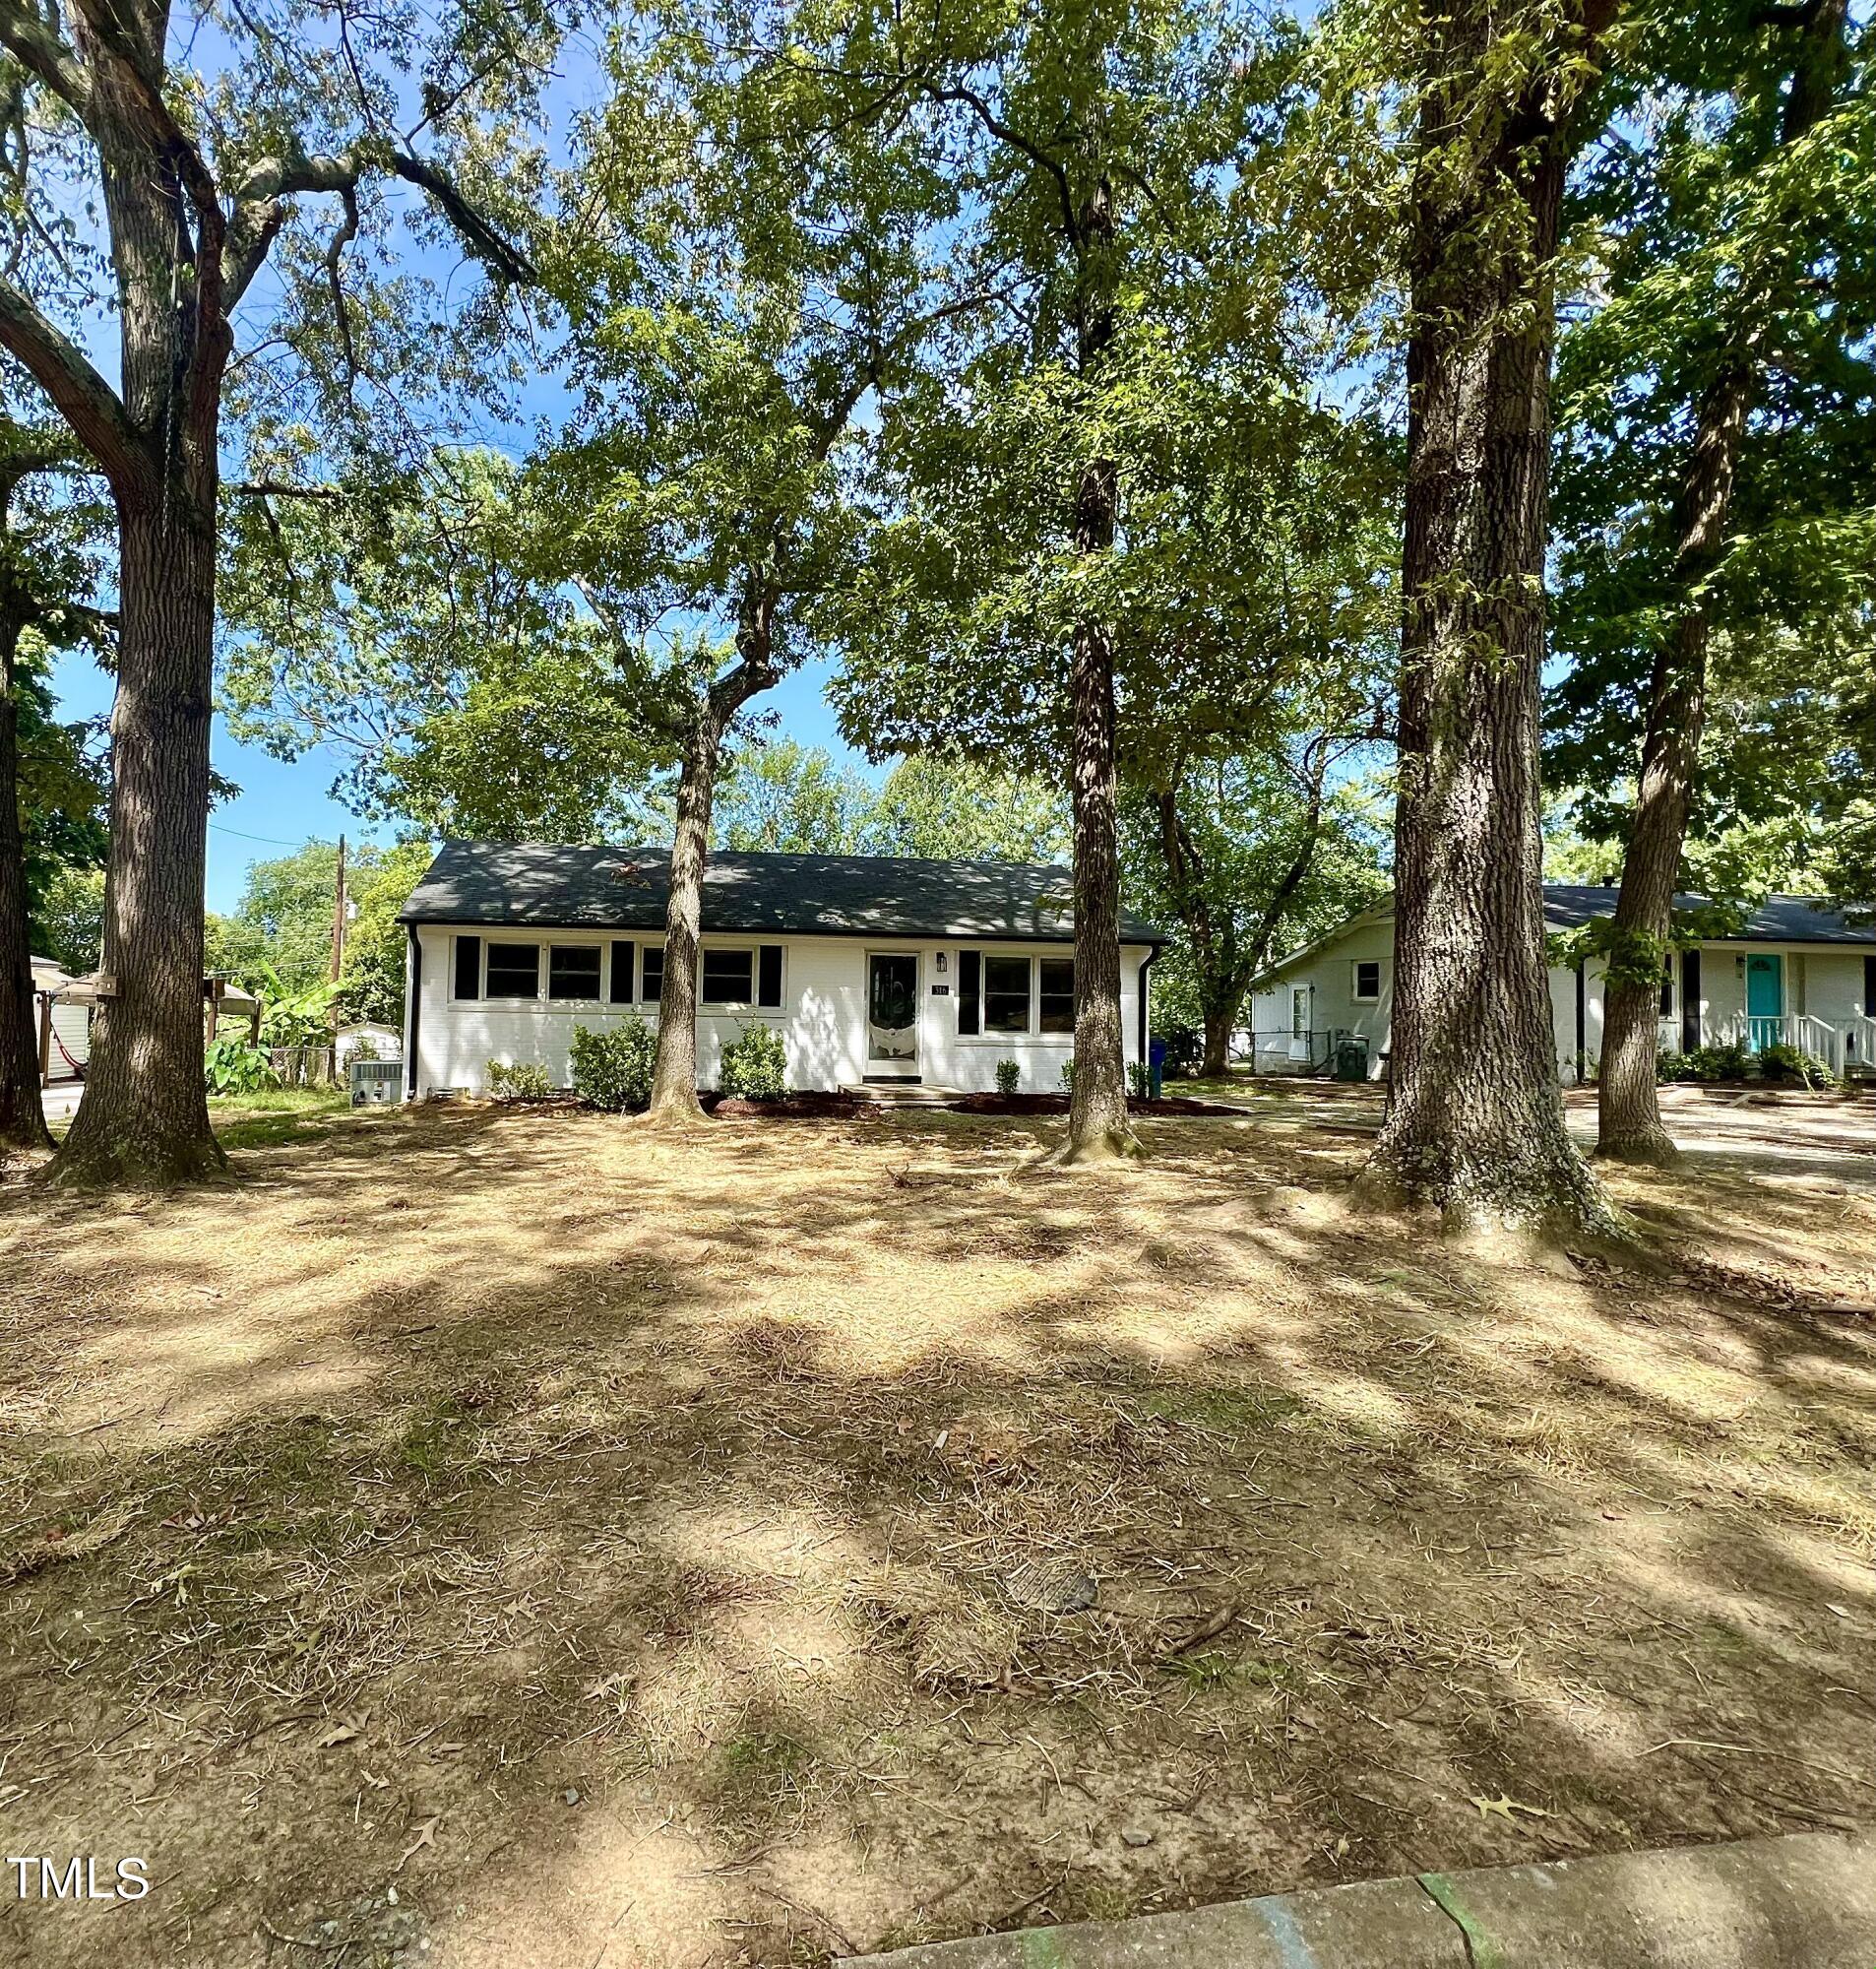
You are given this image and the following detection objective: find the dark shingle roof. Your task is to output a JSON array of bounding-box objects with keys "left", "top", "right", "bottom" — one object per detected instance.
[
  {"left": 400, "top": 840, "right": 1167, "bottom": 944},
  {"left": 1541, "top": 885, "right": 1876, "bottom": 945}
]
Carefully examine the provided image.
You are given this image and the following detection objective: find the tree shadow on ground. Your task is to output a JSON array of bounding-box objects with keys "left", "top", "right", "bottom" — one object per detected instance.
[{"left": 0, "top": 1096, "right": 1871, "bottom": 1967}]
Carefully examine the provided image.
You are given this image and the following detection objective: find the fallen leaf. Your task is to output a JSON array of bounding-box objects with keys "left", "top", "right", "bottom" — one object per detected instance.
[
  {"left": 396, "top": 1815, "right": 440, "bottom": 1872},
  {"left": 316, "top": 1720, "right": 361, "bottom": 1749},
  {"left": 1470, "top": 1794, "right": 1551, "bottom": 1822}
]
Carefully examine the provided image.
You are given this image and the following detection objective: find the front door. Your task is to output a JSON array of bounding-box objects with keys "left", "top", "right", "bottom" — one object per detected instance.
[
  {"left": 1746, "top": 953, "right": 1783, "bottom": 1050},
  {"left": 867, "top": 953, "right": 919, "bottom": 1075}
]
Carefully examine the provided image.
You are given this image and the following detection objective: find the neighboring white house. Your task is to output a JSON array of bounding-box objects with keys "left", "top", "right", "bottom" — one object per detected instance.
[
  {"left": 399, "top": 841, "right": 1165, "bottom": 1099},
  {"left": 336, "top": 1021, "right": 403, "bottom": 1069},
  {"left": 1246, "top": 886, "right": 1876, "bottom": 1083}
]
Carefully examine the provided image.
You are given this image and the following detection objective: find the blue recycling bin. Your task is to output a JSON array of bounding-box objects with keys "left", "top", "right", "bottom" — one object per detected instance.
[{"left": 1148, "top": 1037, "right": 1167, "bottom": 1099}]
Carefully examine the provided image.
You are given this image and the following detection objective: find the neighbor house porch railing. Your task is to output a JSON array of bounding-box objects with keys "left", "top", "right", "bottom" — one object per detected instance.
[
  {"left": 1691, "top": 1012, "right": 1845, "bottom": 1074},
  {"left": 1845, "top": 1015, "right": 1876, "bottom": 1075}
]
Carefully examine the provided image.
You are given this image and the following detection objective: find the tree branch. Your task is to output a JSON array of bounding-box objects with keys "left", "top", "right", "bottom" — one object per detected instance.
[
  {"left": 0, "top": 279, "right": 145, "bottom": 489},
  {"left": 0, "top": 0, "right": 89, "bottom": 115},
  {"left": 388, "top": 150, "right": 535, "bottom": 285}
]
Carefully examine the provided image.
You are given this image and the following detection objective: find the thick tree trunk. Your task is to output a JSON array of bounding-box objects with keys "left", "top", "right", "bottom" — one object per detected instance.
[
  {"left": 1063, "top": 456, "right": 1140, "bottom": 1164},
  {"left": 48, "top": 499, "right": 224, "bottom": 1185},
  {"left": 1360, "top": 0, "right": 1612, "bottom": 1239},
  {"left": 1200, "top": 1004, "right": 1235, "bottom": 1082},
  {"left": 646, "top": 710, "right": 722, "bottom": 1123},
  {"left": 0, "top": 603, "right": 50, "bottom": 1153},
  {"left": 1597, "top": 0, "right": 1846, "bottom": 1164}
]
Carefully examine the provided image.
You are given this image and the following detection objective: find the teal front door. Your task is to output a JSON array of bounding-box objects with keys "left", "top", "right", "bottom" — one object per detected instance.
[{"left": 1745, "top": 953, "right": 1783, "bottom": 1050}]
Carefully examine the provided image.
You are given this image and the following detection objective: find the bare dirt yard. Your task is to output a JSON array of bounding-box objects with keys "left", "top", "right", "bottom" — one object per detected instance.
[{"left": 2, "top": 1085, "right": 1874, "bottom": 1967}]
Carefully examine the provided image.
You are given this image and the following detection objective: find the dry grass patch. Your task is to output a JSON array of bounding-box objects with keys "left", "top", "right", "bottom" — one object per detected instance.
[{"left": 1, "top": 1092, "right": 1873, "bottom": 1966}]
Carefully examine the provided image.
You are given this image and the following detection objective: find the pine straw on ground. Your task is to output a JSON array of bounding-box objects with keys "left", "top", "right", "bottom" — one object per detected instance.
[{"left": 1, "top": 1092, "right": 1874, "bottom": 1967}]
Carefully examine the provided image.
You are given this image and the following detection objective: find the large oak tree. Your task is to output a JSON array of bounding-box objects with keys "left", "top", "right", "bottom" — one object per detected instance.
[
  {"left": 0, "top": 0, "right": 547, "bottom": 1182},
  {"left": 1353, "top": 0, "right": 1620, "bottom": 1237}
]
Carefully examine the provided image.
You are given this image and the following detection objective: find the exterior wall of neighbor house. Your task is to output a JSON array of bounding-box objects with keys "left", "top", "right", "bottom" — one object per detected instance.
[
  {"left": 1246, "top": 918, "right": 1396, "bottom": 1076},
  {"left": 407, "top": 925, "right": 1151, "bottom": 1097},
  {"left": 336, "top": 1023, "right": 403, "bottom": 1068},
  {"left": 1257, "top": 924, "right": 1876, "bottom": 1084}
]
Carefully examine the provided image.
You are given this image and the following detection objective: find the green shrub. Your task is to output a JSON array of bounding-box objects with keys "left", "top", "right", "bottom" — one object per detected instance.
[
  {"left": 485, "top": 1059, "right": 553, "bottom": 1102},
  {"left": 1758, "top": 1043, "right": 1837, "bottom": 1090},
  {"left": 1656, "top": 1048, "right": 1692, "bottom": 1084},
  {"left": 1687, "top": 1040, "right": 1752, "bottom": 1082},
  {"left": 1059, "top": 1058, "right": 1075, "bottom": 1092},
  {"left": 1128, "top": 1060, "right": 1152, "bottom": 1099},
  {"left": 719, "top": 1022, "right": 787, "bottom": 1101},
  {"left": 994, "top": 1059, "right": 1020, "bottom": 1095},
  {"left": 204, "top": 1037, "right": 278, "bottom": 1095},
  {"left": 569, "top": 1021, "right": 657, "bottom": 1112}
]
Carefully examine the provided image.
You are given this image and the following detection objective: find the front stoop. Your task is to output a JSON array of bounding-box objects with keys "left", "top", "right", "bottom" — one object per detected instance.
[{"left": 841, "top": 1828, "right": 1876, "bottom": 1969}]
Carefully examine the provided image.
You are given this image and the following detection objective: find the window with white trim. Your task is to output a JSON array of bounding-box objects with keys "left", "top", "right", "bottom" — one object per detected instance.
[
  {"left": 983, "top": 955, "right": 1032, "bottom": 1033},
  {"left": 701, "top": 948, "right": 755, "bottom": 1005},
  {"left": 1290, "top": 985, "right": 1309, "bottom": 1040},
  {"left": 485, "top": 941, "right": 541, "bottom": 998},
  {"left": 1352, "top": 960, "right": 1381, "bottom": 1002},
  {"left": 1037, "top": 957, "right": 1075, "bottom": 1033},
  {"left": 547, "top": 944, "right": 602, "bottom": 1000}
]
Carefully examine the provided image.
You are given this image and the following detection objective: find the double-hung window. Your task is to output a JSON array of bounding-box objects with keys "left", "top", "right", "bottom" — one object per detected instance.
[
  {"left": 547, "top": 944, "right": 601, "bottom": 1001},
  {"left": 485, "top": 941, "right": 541, "bottom": 998},
  {"left": 701, "top": 948, "right": 754, "bottom": 1005},
  {"left": 1352, "top": 960, "right": 1381, "bottom": 1003},
  {"left": 983, "top": 956, "right": 1032, "bottom": 1033},
  {"left": 640, "top": 943, "right": 664, "bottom": 1005},
  {"left": 1037, "top": 958, "right": 1075, "bottom": 1033}
]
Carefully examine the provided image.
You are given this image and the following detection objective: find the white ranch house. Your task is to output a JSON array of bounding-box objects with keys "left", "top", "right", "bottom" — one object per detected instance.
[
  {"left": 399, "top": 841, "right": 1164, "bottom": 1100},
  {"left": 1248, "top": 885, "right": 1876, "bottom": 1083}
]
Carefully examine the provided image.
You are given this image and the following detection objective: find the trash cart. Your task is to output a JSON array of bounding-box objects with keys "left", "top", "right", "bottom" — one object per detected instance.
[
  {"left": 1148, "top": 1037, "right": 1167, "bottom": 1099},
  {"left": 1333, "top": 1036, "right": 1369, "bottom": 1083}
]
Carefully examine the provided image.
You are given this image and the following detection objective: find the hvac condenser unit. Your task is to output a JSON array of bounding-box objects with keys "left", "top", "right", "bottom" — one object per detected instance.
[{"left": 349, "top": 1059, "right": 404, "bottom": 1108}]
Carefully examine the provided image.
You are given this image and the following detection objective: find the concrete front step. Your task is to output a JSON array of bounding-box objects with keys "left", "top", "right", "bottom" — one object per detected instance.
[{"left": 842, "top": 1828, "right": 1876, "bottom": 1969}]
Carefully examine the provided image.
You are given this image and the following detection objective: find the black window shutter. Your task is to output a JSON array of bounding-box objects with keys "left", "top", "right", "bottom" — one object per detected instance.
[
  {"left": 454, "top": 934, "right": 481, "bottom": 1000},
  {"left": 1681, "top": 947, "right": 1701, "bottom": 1054},
  {"left": 610, "top": 941, "right": 635, "bottom": 1004},
  {"left": 1865, "top": 954, "right": 1876, "bottom": 1018},
  {"left": 959, "top": 950, "right": 981, "bottom": 1035},
  {"left": 758, "top": 944, "right": 783, "bottom": 1008}
]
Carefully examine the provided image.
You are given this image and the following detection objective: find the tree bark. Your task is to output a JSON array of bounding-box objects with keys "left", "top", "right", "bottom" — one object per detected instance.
[
  {"left": 1595, "top": 0, "right": 1849, "bottom": 1165},
  {"left": 0, "top": 593, "right": 51, "bottom": 1153},
  {"left": 1360, "top": 0, "right": 1615, "bottom": 1239},
  {"left": 645, "top": 705, "right": 725, "bottom": 1122},
  {"left": 50, "top": 495, "right": 224, "bottom": 1183},
  {"left": 1065, "top": 516, "right": 1139, "bottom": 1161}
]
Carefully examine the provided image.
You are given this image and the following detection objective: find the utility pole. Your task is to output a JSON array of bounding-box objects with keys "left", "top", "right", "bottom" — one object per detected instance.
[
  {"left": 330, "top": 835, "right": 348, "bottom": 987},
  {"left": 330, "top": 837, "right": 347, "bottom": 1079}
]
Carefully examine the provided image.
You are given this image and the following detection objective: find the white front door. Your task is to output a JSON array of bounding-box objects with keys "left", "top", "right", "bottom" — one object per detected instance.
[{"left": 867, "top": 953, "right": 920, "bottom": 1076}]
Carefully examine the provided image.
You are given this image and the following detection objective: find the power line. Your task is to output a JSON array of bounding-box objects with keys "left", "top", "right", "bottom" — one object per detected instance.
[{"left": 208, "top": 821, "right": 316, "bottom": 849}]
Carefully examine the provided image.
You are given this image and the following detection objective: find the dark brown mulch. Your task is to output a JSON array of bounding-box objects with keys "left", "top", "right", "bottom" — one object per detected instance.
[
  {"left": 944, "top": 1092, "right": 1241, "bottom": 1116},
  {"left": 706, "top": 1092, "right": 883, "bottom": 1119},
  {"left": 703, "top": 1091, "right": 1243, "bottom": 1120}
]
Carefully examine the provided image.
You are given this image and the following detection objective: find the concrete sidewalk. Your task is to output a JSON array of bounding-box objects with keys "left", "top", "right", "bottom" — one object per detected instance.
[{"left": 843, "top": 1828, "right": 1876, "bottom": 1969}]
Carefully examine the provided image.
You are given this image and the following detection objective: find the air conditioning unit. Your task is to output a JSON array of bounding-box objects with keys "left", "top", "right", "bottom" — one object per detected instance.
[{"left": 349, "top": 1059, "right": 404, "bottom": 1108}]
